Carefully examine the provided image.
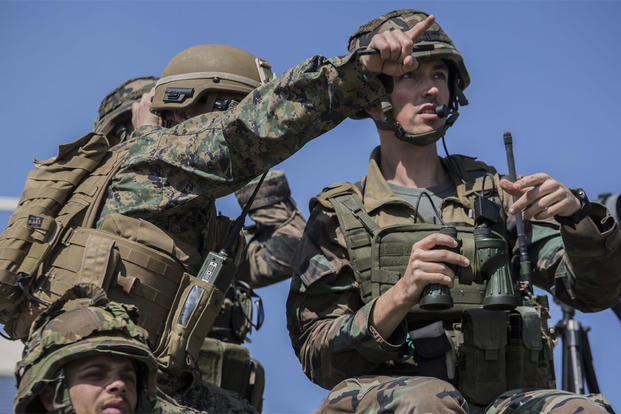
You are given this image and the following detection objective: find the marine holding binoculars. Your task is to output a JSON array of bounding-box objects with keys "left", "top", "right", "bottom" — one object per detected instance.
[{"left": 286, "top": 9, "right": 621, "bottom": 414}]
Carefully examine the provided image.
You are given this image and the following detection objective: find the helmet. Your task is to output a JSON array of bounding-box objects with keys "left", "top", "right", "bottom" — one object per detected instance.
[
  {"left": 14, "top": 284, "right": 158, "bottom": 414},
  {"left": 151, "top": 44, "right": 275, "bottom": 115},
  {"left": 93, "top": 76, "right": 158, "bottom": 138},
  {"left": 348, "top": 9, "right": 470, "bottom": 146}
]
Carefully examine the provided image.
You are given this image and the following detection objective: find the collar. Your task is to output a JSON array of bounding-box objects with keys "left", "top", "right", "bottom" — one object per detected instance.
[
  {"left": 362, "top": 146, "right": 417, "bottom": 213},
  {"left": 362, "top": 146, "right": 466, "bottom": 212}
]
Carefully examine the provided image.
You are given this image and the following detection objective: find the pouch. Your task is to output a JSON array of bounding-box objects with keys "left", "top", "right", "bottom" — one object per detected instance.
[
  {"left": 410, "top": 321, "right": 452, "bottom": 381},
  {"left": 506, "top": 306, "right": 542, "bottom": 390},
  {"left": 457, "top": 308, "right": 507, "bottom": 405},
  {"left": 154, "top": 273, "right": 225, "bottom": 371}
]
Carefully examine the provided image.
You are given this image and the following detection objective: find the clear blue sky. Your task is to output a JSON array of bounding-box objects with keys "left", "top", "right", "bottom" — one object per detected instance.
[{"left": 1, "top": 1, "right": 620, "bottom": 413}]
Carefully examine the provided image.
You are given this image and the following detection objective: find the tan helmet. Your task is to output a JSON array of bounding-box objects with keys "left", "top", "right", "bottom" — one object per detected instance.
[
  {"left": 94, "top": 76, "right": 158, "bottom": 136},
  {"left": 151, "top": 44, "right": 275, "bottom": 114},
  {"left": 349, "top": 9, "right": 470, "bottom": 146}
]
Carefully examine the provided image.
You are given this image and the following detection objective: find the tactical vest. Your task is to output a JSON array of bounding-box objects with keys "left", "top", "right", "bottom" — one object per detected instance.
[
  {"left": 319, "top": 155, "right": 556, "bottom": 405},
  {"left": 0, "top": 133, "right": 229, "bottom": 373}
]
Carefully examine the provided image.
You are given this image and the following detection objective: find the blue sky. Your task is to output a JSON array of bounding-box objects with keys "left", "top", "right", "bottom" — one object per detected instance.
[{"left": 1, "top": 1, "right": 620, "bottom": 413}]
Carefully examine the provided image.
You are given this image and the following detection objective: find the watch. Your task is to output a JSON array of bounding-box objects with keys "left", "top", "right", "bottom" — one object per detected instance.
[{"left": 554, "top": 188, "right": 592, "bottom": 228}]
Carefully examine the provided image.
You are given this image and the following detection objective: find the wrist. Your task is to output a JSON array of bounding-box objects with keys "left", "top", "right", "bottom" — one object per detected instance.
[{"left": 554, "top": 188, "right": 591, "bottom": 229}]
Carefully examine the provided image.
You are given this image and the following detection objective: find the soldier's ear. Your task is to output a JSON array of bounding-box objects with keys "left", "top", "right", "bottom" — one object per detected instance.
[
  {"left": 39, "top": 384, "right": 54, "bottom": 411},
  {"left": 364, "top": 103, "right": 384, "bottom": 122}
]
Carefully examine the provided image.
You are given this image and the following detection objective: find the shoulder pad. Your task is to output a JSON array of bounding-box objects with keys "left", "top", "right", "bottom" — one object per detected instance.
[
  {"left": 311, "top": 182, "right": 362, "bottom": 210},
  {"left": 447, "top": 154, "right": 497, "bottom": 183},
  {"left": 450, "top": 154, "right": 496, "bottom": 173}
]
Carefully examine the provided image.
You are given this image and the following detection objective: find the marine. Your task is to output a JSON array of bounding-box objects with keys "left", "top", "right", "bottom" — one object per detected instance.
[
  {"left": 0, "top": 72, "right": 300, "bottom": 411},
  {"left": 13, "top": 283, "right": 255, "bottom": 414},
  {"left": 104, "top": 72, "right": 305, "bottom": 409},
  {"left": 286, "top": 9, "right": 620, "bottom": 413},
  {"left": 1, "top": 35, "right": 428, "bottom": 411}
]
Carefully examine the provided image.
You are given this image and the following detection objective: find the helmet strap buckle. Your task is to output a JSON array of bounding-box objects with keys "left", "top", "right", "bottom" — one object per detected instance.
[{"left": 394, "top": 123, "right": 406, "bottom": 139}]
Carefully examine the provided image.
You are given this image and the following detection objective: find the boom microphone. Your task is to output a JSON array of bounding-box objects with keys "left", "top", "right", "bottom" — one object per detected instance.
[{"left": 435, "top": 105, "right": 450, "bottom": 118}]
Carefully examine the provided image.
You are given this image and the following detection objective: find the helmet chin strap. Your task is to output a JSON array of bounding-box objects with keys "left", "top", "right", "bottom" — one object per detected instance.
[
  {"left": 373, "top": 96, "right": 460, "bottom": 146},
  {"left": 47, "top": 374, "right": 75, "bottom": 414}
]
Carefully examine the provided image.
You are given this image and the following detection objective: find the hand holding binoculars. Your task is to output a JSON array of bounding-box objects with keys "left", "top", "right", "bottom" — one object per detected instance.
[{"left": 418, "top": 225, "right": 518, "bottom": 311}]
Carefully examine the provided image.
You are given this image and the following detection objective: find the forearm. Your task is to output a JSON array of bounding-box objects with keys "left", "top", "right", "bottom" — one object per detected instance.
[
  {"left": 557, "top": 203, "right": 621, "bottom": 310},
  {"left": 287, "top": 262, "right": 405, "bottom": 389},
  {"left": 104, "top": 53, "right": 385, "bottom": 219},
  {"left": 531, "top": 203, "right": 621, "bottom": 311},
  {"left": 219, "top": 52, "right": 386, "bottom": 195},
  {"left": 239, "top": 201, "right": 306, "bottom": 287},
  {"left": 370, "top": 281, "right": 414, "bottom": 340},
  {"left": 288, "top": 288, "right": 404, "bottom": 389},
  {"left": 235, "top": 171, "right": 307, "bottom": 288}
]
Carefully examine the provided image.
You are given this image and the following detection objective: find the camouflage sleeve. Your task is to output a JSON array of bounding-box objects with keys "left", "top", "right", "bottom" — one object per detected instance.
[
  {"left": 527, "top": 202, "right": 621, "bottom": 312},
  {"left": 235, "top": 170, "right": 307, "bottom": 288},
  {"left": 286, "top": 199, "right": 406, "bottom": 389},
  {"left": 100, "top": 53, "right": 386, "bottom": 221}
]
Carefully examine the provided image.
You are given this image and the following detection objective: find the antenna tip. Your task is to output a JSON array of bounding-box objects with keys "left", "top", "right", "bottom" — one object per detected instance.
[{"left": 503, "top": 132, "right": 512, "bottom": 145}]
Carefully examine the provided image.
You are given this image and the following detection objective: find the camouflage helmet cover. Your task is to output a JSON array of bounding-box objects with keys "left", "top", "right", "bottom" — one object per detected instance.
[
  {"left": 347, "top": 9, "right": 469, "bottom": 145},
  {"left": 93, "top": 76, "right": 158, "bottom": 135},
  {"left": 14, "top": 284, "right": 158, "bottom": 414},
  {"left": 348, "top": 9, "right": 470, "bottom": 93},
  {"left": 151, "top": 44, "right": 275, "bottom": 113}
]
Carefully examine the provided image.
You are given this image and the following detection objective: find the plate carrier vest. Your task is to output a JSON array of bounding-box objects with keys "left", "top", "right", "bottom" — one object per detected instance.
[
  {"left": 317, "top": 155, "right": 556, "bottom": 405},
  {"left": 0, "top": 133, "right": 228, "bottom": 373}
]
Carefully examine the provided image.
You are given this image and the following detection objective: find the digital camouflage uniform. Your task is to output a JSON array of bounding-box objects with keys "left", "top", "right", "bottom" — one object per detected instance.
[
  {"left": 235, "top": 170, "right": 306, "bottom": 289},
  {"left": 286, "top": 9, "right": 620, "bottom": 414},
  {"left": 95, "top": 74, "right": 306, "bottom": 408},
  {"left": 93, "top": 50, "right": 381, "bottom": 412},
  {"left": 1, "top": 47, "right": 387, "bottom": 411},
  {"left": 14, "top": 283, "right": 256, "bottom": 414}
]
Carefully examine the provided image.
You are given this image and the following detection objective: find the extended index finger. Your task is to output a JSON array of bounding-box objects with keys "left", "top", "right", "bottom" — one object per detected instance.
[
  {"left": 405, "top": 15, "right": 435, "bottom": 42},
  {"left": 514, "top": 173, "right": 549, "bottom": 190}
]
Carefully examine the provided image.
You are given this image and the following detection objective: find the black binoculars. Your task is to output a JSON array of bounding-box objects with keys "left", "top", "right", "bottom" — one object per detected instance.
[{"left": 419, "top": 225, "right": 518, "bottom": 311}]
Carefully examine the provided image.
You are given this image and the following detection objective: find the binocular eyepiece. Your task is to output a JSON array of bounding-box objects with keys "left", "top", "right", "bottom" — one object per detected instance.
[
  {"left": 418, "top": 225, "right": 517, "bottom": 311},
  {"left": 419, "top": 226, "right": 459, "bottom": 310}
]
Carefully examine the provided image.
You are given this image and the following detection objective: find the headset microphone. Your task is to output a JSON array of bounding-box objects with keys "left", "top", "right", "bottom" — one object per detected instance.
[{"left": 435, "top": 105, "right": 450, "bottom": 118}]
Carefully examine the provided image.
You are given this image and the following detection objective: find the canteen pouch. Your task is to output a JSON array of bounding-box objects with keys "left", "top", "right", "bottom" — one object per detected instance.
[
  {"left": 457, "top": 308, "right": 507, "bottom": 406},
  {"left": 506, "top": 306, "right": 543, "bottom": 390},
  {"left": 154, "top": 272, "right": 225, "bottom": 372}
]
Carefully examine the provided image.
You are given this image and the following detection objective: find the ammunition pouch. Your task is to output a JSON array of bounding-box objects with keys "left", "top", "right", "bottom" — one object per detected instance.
[
  {"left": 455, "top": 300, "right": 556, "bottom": 406},
  {"left": 457, "top": 309, "right": 507, "bottom": 406},
  {"left": 506, "top": 307, "right": 542, "bottom": 390},
  {"left": 198, "top": 337, "right": 265, "bottom": 412}
]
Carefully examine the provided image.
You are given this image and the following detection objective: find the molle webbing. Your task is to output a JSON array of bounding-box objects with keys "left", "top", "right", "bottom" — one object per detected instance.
[
  {"left": 328, "top": 190, "right": 487, "bottom": 321},
  {"left": 330, "top": 191, "right": 379, "bottom": 293},
  {"left": 0, "top": 133, "right": 111, "bottom": 331},
  {"left": 33, "top": 226, "right": 186, "bottom": 344}
]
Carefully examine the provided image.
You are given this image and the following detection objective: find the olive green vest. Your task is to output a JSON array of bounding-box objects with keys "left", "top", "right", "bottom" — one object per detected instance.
[
  {"left": 318, "top": 155, "right": 555, "bottom": 405},
  {"left": 318, "top": 156, "right": 511, "bottom": 320}
]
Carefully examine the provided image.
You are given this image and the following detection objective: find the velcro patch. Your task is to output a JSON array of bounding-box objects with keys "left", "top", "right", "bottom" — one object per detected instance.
[{"left": 27, "top": 215, "right": 43, "bottom": 228}]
